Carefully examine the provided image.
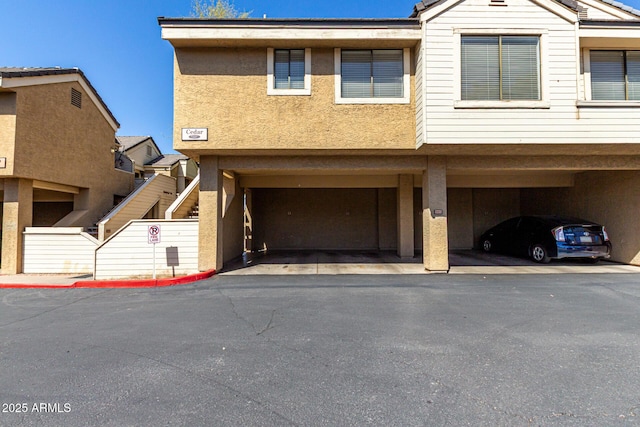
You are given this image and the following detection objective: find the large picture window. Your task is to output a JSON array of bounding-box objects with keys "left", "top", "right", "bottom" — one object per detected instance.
[
  {"left": 461, "top": 35, "right": 540, "bottom": 101},
  {"left": 341, "top": 50, "right": 404, "bottom": 98},
  {"left": 590, "top": 50, "right": 640, "bottom": 101}
]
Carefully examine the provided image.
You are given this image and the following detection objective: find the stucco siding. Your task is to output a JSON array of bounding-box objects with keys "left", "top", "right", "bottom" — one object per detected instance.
[
  {"left": 420, "top": 0, "right": 640, "bottom": 146},
  {"left": 223, "top": 179, "right": 244, "bottom": 262},
  {"left": 0, "top": 92, "right": 17, "bottom": 175},
  {"left": 173, "top": 47, "right": 415, "bottom": 153},
  {"left": 252, "top": 188, "right": 382, "bottom": 250},
  {"left": 11, "top": 82, "right": 133, "bottom": 226}
]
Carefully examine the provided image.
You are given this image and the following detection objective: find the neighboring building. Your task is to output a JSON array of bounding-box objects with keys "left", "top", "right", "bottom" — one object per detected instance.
[
  {"left": 159, "top": 0, "right": 640, "bottom": 272},
  {"left": 116, "top": 136, "right": 163, "bottom": 180},
  {"left": 116, "top": 135, "right": 198, "bottom": 193},
  {"left": 0, "top": 67, "right": 134, "bottom": 273},
  {"left": 145, "top": 153, "right": 198, "bottom": 194}
]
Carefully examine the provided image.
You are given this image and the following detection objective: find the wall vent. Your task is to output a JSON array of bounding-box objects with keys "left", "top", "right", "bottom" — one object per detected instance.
[
  {"left": 578, "top": 6, "right": 588, "bottom": 19},
  {"left": 71, "top": 88, "right": 82, "bottom": 108}
]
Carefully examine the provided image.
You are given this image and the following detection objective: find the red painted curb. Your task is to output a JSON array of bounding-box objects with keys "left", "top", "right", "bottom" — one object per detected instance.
[{"left": 0, "top": 270, "right": 216, "bottom": 289}]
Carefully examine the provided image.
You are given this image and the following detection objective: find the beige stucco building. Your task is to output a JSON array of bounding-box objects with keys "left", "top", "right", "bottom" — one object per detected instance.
[
  {"left": 0, "top": 68, "right": 134, "bottom": 273},
  {"left": 159, "top": 0, "right": 640, "bottom": 272}
]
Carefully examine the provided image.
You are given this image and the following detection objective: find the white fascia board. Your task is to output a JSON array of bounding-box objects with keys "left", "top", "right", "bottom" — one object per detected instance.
[
  {"left": 162, "top": 26, "right": 421, "bottom": 42},
  {"left": 529, "top": 0, "right": 579, "bottom": 23},
  {"left": 0, "top": 74, "right": 119, "bottom": 131},
  {"left": 577, "top": 0, "right": 639, "bottom": 19},
  {"left": 418, "top": 0, "right": 577, "bottom": 23},
  {"left": 580, "top": 27, "right": 640, "bottom": 38}
]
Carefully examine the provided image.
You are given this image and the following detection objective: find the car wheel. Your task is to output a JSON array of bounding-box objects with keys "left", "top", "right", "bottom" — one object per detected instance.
[
  {"left": 482, "top": 239, "right": 493, "bottom": 252},
  {"left": 531, "top": 244, "right": 550, "bottom": 263}
]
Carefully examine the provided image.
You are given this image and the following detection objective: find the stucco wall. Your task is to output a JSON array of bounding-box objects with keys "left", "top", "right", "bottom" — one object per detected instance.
[
  {"left": 173, "top": 47, "right": 416, "bottom": 153},
  {"left": 252, "top": 188, "right": 382, "bottom": 250},
  {"left": 0, "top": 92, "right": 17, "bottom": 175},
  {"left": 11, "top": 82, "right": 133, "bottom": 226},
  {"left": 521, "top": 171, "right": 640, "bottom": 264},
  {"left": 447, "top": 188, "right": 474, "bottom": 249},
  {"left": 472, "top": 189, "right": 521, "bottom": 247},
  {"left": 223, "top": 179, "right": 244, "bottom": 262}
]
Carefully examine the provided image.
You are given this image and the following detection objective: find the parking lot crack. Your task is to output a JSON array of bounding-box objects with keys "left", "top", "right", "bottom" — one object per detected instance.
[{"left": 215, "top": 287, "right": 278, "bottom": 337}]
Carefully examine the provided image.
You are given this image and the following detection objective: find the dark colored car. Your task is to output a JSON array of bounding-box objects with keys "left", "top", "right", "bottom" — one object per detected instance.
[{"left": 480, "top": 215, "right": 612, "bottom": 263}]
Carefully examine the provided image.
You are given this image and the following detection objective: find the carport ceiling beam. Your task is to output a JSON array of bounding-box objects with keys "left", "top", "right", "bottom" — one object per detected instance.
[
  {"left": 448, "top": 155, "right": 640, "bottom": 171},
  {"left": 32, "top": 180, "right": 80, "bottom": 194},
  {"left": 219, "top": 156, "right": 426, "bottom": 172}
]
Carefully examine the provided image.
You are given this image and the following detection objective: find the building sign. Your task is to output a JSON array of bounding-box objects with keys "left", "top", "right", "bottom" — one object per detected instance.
[
  {"left": 148, "top": 224, "right": 161, "bottom": 244},
  {"left": 181, "top": 128, "right": 208, "bottom": 141}
]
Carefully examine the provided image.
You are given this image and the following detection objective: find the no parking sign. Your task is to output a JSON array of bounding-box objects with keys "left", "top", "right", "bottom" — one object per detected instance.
[{"left": 148, "top": 224, "right": 161, "bottom": 244}]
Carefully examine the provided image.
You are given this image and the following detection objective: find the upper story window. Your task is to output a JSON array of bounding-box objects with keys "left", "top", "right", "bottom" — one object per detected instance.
[
  {"left": 461, "top": 35, "right": 540, "bottom": 101},
  {"left": 590, "top": 50, "right": 640, "bottom": 101},
  {"left": 267, "top": 48, "right": 311, "bottom": 96},
  {"left": 334, "top": 48, "right": 410, "bottom": 104}
]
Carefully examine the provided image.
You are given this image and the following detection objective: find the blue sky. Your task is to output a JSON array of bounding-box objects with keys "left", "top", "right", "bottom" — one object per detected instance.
[{"left": 2, "top": 0, "right": 640, "bottom": 154}]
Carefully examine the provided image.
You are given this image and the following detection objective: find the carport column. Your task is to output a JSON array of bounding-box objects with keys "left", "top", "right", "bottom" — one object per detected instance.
[
  {"left": 198, "top": 156, "right": 224, "bottom": 272},
  {"left": 397, "top": 174, "right": 414, "bottom": 258},
  {"left": 422, "top": 157, "right": 449, "bottom": 272},
  {"left": 1, "top": 178, "right": 33, "bottom": 274}
]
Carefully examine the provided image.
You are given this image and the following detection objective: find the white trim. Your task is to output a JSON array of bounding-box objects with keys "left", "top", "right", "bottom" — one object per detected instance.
[
  {"left": 454, "top": 100, "right": 551, "bottom": 109},
  {"left": 575, "top": 0, "right": 639, "bottom": 20},
  {"left": 419, "top": 0, "right": 576, "bottom": 23},
  {"left": 580, "top": 28, "right": 640, "bottom": 39},
  {"left": 266, "top": 48, "right": 311, "bottom": 96},
  {"left": 0, "top": 73, "right": 119, "bottom": 131},
  {"left": 577, "top": 100, "right": 640, "bottom": 107},
  {"left": 165, "top": 174, "right": 200, "bottom": 219},
  {"left": 583, "top": 48, "right": 593, "bottom": 100},
  {"left": 454, "top": 30, "right": 549, "bottom": 108},
  {"left": 583, "top": 47, "right": 640, "bottom": 102},
  {"left": 334, "top": 48, "right": 411, "bottom": 105},
  {"left": 162, "top": 27, "right": 421, "bottom": 42}
]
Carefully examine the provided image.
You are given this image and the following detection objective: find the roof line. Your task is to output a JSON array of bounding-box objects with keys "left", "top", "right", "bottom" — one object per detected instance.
[
  {"left": 0, "top": 67, "right": 119, "bottom": 128},
  {"left": 158, "top": 17, "right": 420, "bottom": 27}
]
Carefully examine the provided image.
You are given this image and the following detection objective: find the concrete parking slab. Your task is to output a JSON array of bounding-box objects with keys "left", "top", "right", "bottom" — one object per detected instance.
[{"left": 220, "top": 250, "right": 640, "bottom": 275}]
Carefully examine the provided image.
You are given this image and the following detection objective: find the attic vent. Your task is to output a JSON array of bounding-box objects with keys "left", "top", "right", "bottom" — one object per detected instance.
[
  {"left": 489, "top": 0, "right": 507, "bottom": 6},
  {"left": 71, "top": 88, "right": 82, "bottom": 108},
  {"left": 578, "top": 6, "right": 588, "bottom": 19}
]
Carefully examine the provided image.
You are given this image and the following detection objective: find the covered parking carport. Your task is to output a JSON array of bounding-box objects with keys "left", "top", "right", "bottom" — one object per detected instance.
[{"left": 446, "top": 154, "right": 640, "bottom": 266}]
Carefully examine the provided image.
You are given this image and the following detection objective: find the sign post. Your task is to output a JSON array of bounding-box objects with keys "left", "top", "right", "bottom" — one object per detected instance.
[{"left": 148, "top": 224, "right": 161, "bottom": 279}]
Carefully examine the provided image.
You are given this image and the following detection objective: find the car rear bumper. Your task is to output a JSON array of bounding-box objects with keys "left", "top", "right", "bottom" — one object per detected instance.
[{"left": 555, "top": 243, "right": 611, "bottom": 259}]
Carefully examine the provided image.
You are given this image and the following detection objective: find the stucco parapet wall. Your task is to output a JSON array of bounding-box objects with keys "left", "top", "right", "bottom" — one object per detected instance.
[{"left": 159, "top": 18, "right": 421, "bottom": 47}]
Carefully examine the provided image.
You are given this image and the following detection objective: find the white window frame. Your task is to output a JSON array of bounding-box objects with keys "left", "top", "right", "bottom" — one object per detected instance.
[
  {"left": 453, "top": 28, "right": 550, "bottom": 109},
  {"left": 334, "top": 48, "right": 411, "bottom": 104},
  {"left": 267, "top": 48, "right": 311, "bottom": 96}
]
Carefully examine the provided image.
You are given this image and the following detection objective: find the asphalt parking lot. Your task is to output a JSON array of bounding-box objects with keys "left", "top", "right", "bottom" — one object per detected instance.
[{"left": 1, "top": 273, "right": 639, "bottom": 426}]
